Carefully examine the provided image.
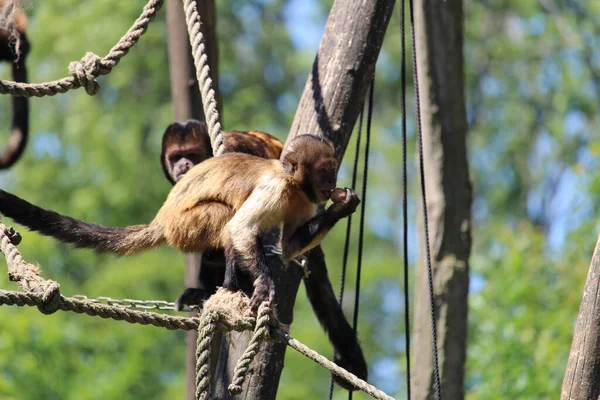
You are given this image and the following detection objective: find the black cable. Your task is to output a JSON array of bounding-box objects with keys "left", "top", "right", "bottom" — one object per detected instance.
[
  {"left": 348, "top": 79, "right": 374, "bottom": 400},
  {"left": 408, "top": 0, "right": 442, "bottom": 398},
  {"left": 400, "top": 0, "right": 411, "bottom": 398},
  {"left": 328, "top": 110, "right": 364, "bottom": 400}
]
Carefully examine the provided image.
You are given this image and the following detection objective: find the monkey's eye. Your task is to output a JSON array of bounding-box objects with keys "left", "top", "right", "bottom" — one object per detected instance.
[{"left": 318, "top": 167, "right": 327, "bottom": 174}]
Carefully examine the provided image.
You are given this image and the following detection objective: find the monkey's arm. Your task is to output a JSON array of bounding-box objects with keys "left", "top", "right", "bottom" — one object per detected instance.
[
  {"left": 282, "top": 188, "right": 360, "bottom": 261},
  {"left": 303, "top": 246, "right": 368, "bottom": 389}
]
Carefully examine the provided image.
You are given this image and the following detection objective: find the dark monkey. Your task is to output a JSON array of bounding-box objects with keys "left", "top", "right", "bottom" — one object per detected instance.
[
  {"left": 0, "top": 0, "right": 30, "bottom": 169},
  {"left": 160, "top": 121, "right": 368, "bottom": 389}
]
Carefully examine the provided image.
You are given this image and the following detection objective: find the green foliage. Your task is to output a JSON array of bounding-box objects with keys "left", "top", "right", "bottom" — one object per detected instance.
[{"left": 0, "top": 0, "right": 596, "bottom": 399}]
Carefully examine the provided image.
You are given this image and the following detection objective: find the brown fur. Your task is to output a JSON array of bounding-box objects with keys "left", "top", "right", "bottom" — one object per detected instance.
[{"left": 0, "top": 135, "right": 358, "bottom": 310}]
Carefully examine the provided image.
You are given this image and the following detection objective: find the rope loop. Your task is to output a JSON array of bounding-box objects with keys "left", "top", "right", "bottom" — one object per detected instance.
[{"left": 68, "top": 52, "right": 102, "bottom": 95}]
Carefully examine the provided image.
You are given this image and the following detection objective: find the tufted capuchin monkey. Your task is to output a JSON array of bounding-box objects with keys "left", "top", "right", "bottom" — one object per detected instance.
[
  {"left": 160, "top": 120, "right": 284, "bottom": 308},
  {"left": 0, "top": 135, "right": 359, "bottom": 312},
  {"left": 0, "top": 0, "right": 30, "bottom": 169},
  {"left": 159, "top": 122, "right": 368, "bottom": 389},
  {"left": 161, "top": 120, "right": 283, "bottom": 184}
]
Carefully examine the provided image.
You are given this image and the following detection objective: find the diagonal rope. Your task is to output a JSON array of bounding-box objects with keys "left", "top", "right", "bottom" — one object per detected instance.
[
  {"left": 0, "top": 222, "right": 395, "bottom": 399},
  {"left": 400, "top": 0, "right": 411, "bottom": 397},
  {"left": 0, "top": 0, "right": 164, "bottom": 97},
  {"left": 182, "top": 0, "right": 223, "bottom": 156},
  {"left": 408, "top": 0, "right": 442, "bottom": 398}
]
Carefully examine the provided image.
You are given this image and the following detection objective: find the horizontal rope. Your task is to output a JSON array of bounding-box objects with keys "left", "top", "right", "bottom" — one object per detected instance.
[
  {"left": 0, "top": 221, "right": 394, "bottom": 399},
  {"left": 0, "top": 0, "right": 164, "bottom": 97}
]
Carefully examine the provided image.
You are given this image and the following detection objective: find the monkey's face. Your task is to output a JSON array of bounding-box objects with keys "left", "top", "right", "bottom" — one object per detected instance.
[
  {"left": 311, "top": 158, "right": 338, "bottom": 203},
  {"left": 168, "top": 149, "right": 205, "bottom": 182}
]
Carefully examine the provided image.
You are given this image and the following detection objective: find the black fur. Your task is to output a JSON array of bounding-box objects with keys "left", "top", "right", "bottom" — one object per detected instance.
[{"left": 0, "top": 189, "right": 145, "bottom": 253}]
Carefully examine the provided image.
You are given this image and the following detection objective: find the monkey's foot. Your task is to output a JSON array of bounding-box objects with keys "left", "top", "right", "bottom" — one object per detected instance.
[
  {"left": 250, "top": 276, "right": 277, "bottom": 312},
  {"left": 1, "top": 226, "right": 21, "bottom": 245},
  {"left": 175, "top": 287, "right": 212, "bottom": 311}
]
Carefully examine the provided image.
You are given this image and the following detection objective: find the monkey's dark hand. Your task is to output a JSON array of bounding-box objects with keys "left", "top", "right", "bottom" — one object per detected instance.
[
  {"left": 1, "top": 226, "right": 22, "bottom": 245},
  {"left": 175, "top": 287, "right": 212, "bottom": 311},
  {"left": 250, "top": 275, "right": 278, "bottom": 312},
  {"left": 328, "top": 188, "right": 360, "bottom": 221}
]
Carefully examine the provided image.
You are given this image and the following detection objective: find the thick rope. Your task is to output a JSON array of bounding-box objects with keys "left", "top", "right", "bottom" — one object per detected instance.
[
  {"left": 273, "top": 330, "right": 395, "bottom": 400},
  {"left": 0, "top": 224, "right": 395, "bottom": 399},
  {"left": 228, "top": 302, "right": 272, "bottom": 394},
  {"left": 0, "top": 0, "right": 164, "bottom": 97},
  {"left": 0, "top": 289, "right": 200, "bottom": 330},
  {"left": 182, "top": 0, "right": 224, "bottom": 155},
  {"left": 195, "top": 309, "right": 219, "bottom": 400}
]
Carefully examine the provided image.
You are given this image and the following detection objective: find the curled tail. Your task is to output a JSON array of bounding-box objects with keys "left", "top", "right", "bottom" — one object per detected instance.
[{"left": 0, "top": 189, "right": 165, "bottom": 255}]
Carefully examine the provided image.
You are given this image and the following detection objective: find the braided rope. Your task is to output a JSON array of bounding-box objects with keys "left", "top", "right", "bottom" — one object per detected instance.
[
  {"left": 228, "top": 302, "right": 272, "bottom": 394},
  {"left": 195, "top": 309, "right": 219, "bottom": 400},
  {"left": 0, "top": 0, "right": 164, "bottom": 97},
  {"left": 182, "top": 0, "right": 224, "bottom": 155},
  {"left": 0, "top": 223, "right": 394, "bottom": 399}
]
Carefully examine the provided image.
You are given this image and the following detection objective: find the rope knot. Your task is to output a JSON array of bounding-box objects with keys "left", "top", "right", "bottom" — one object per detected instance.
[
  {"left": 68, "top": 52, "right": 102, "bottom": 95},
  {"left": 36, "top": 280, "right": 61, "bottom": 315}
]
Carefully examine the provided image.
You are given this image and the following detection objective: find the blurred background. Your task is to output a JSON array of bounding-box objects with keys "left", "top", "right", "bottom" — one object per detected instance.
[{"left": 0, "top": 0, "right": 598, "bottom": 399}]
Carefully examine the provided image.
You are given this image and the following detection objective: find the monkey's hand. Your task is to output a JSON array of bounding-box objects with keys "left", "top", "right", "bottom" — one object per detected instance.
[
  {"left": 1, "top": 226, "right": 22, "bottom": 245},
  {"left": 327, "top": 188, "right": 360, "bottom": 221},
  {"left": 250, "top": 275, "right": 278, "bottom": 312},
  {"left": 175, "top": 287, "right": 212, "bottom": 311}
]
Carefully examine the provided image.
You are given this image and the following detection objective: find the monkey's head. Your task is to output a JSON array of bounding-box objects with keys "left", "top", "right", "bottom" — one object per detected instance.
[
  {"left": 282, "top": 134, "right": 337, "bottom": 204},
  {"left": 161, "top": 120, "right": 212, "bottom": 185}
]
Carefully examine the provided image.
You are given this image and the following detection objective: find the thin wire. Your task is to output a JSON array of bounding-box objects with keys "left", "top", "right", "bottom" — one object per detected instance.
[
  {"left": 328, "top": 110, "right": 364, "bottom": 400},
  {"left": 400, "top": 0, "right": 411, "bottom": 397},
  {"left": 348, "top": 79, "right": 374, "bottom": 400},
  {"left": 408, "top": 0, "right": 442, "bottom": 398}
]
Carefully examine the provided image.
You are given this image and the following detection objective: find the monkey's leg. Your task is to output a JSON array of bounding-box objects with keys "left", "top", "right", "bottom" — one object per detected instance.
[
  {"left": 223, "top": 237, "right": 276, "bottom": 311},
  {"left": 175, "top": 251, "right": 226, "bottom": 311}
]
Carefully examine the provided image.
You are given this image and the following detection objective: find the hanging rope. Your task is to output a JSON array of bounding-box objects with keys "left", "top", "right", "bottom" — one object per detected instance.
[
  {"left": 348, "top": 79, "right": 374, "bottom": 400},
  {"left": 400, "top": 0, "right": 411, "bottom": 397},
  {"left": 195, "top": 308, "right": 219, "bottom": 400},
  {"left": 408, "top": 0, "right": 442, "bottom": 398},
  {"left": 182, "top": 0, "right": 223, "bottom": 156},
  {"left": 0, "top": 0, "right": 164, "bottom": 97},
  {"left": 328, "top": 109, "right": 365, "bottom": 400},
  {"left": 228, "top": 302, "right": 273, "bottom": 394}
]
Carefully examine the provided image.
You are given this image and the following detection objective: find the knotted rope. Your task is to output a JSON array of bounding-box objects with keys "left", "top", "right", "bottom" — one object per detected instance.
[{"left": 0, "top": 0, "right": 164, "bottom": 97}]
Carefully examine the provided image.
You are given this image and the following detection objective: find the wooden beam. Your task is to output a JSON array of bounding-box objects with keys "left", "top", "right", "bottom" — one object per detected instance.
[
  {"left": 561, "top": 234, "right": 600, "bottom": 400},
  {"left": 213, "top": 0, "right": 395, "bottom": 398}
]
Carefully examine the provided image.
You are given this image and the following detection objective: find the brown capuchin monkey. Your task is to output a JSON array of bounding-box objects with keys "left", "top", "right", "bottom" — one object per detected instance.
[
  {"left": 0, "top": 0, "right": 30, "bottom": 169},
  {"left": 160, "top": 119, "right": 285, "bottom": 309},
  {"left": 161, "top": 119, "right": 283, "bottom": 184},
  {"left": 161, "top": 120, "right": 368, "bottom": 390},
  {"left": 0, "top": 134, "right": 360, "bottom": 312}
]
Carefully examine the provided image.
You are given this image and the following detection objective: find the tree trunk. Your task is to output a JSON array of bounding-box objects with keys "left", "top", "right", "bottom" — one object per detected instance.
[
  {"left": 561, "top": 234, "right": 600, "bottom": 400},
  {"left": 165, "top": 1, "right": 219, "bottom": 399},
  {"left": 411, "top": 0, "right": 471, "bottom": 399},
  {"left": 212, "top": 0, "right": 395, "bottom": 398}
]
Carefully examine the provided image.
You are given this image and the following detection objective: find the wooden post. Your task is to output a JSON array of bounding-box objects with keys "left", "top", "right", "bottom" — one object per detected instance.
[
  {"left": 561, "top": 234, "right": 600, "bottom": 400},
  {"left": 165, "top": 1, "right": 219, "bottom": 399},
  {"left": 213, "top": 0, "right": 395, "bottom": 398},
  {"left": 410, "top": 0, "right": 472, "bottom": 399}
]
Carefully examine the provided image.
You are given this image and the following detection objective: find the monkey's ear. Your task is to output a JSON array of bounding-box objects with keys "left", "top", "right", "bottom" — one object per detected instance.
[{"left": 282, "top": 152, "right": 298, "bottom": 175}]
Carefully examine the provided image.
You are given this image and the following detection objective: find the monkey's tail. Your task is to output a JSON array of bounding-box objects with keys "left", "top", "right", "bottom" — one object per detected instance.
[{"left": 0, "top": 189, "right": 165, "bottom": 255}]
